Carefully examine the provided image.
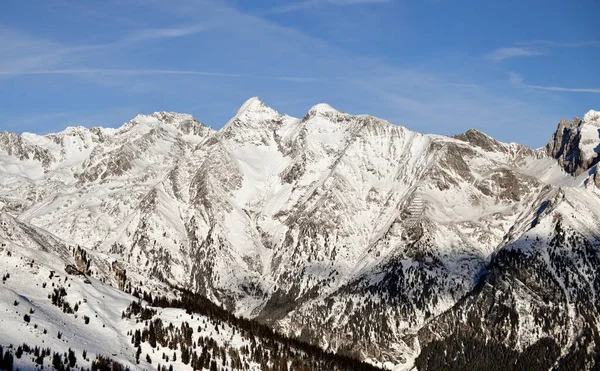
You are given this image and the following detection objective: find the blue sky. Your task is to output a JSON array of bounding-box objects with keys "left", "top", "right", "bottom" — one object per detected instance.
[{"left": 1, "top": 0, "right": 598, "bottom": 147}]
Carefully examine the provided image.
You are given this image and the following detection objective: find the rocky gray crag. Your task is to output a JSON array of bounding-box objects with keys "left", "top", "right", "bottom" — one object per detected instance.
[{"left": 547, "top": 110, "right": 600, "bottom": 175}]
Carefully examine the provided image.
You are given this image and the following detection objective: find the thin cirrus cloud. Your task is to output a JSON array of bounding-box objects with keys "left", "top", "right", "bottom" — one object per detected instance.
[
  {"left": 266, "top": 0, "right": 391, "bottom": 14},
  {"left": 0, "top": 68, "right": 242, "bottom": 78},
  {"left": 517, "top": 40, "right": 600, "bottom": 48},
  {"left": 63, "top": 23, "right": 207, "bottom": 53},
  {"left": 487, "top": 39, "right": 599, "bottom": 62},
  {"left": 0, "top": 67, "right": 328, "bottom": 86},
  {"left": 509, "top": 72, "right": 600, "bottom": 94},
  {"left": 526, "top": 85, "right": 600, "bottom": 94},
  {"left": 274, "top": 76, "right": 326, "bottom": 83},
  {"left": 485, "top": 47, "right": 544, "bottom": 61},
  {"left": 0, "top": 24, "right": 206, "bottom": 78},
  {"left": 112, "top": 24, "right": 206, "bottom": 45}
]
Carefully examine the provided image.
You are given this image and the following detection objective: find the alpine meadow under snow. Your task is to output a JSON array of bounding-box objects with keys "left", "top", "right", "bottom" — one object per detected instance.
[{"left": 1, "top": 98, "right": 600, "bottom": 370}]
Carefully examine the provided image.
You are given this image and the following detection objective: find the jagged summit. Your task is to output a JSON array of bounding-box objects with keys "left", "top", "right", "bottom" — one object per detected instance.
[
  {"left": 547, "top": 109, "right": 600, "bottom": 175},
  {"left": 308, "top": 102, "right": 341, "bottom": 115},
  {"left": 218, "top": 97, "right": 283, "bottom": 145},
  {"left": 232, "top": 98, "right": 342, "bottom": 120},
  {"left": 130, "top": 111, "right": 206, "bottom": 128},
  {"left": 231, "top": 96, "right": 279, "bottom": 120},
  {"left": 463, "top": 128, "right": 490, "bottom": 136},
  {"left": 150, "top": 111, "right": 196, "bottom": 122},
  {"left": 236, "top": 96, "right": 267, "bottom": 114},
  {"left": 222, "top": 97, "right": 279, "bottom": 128},
  {"left": 452, "top": 128, "right": 505, "bottom": 152},
  {"left": 583, "top": 109, "right": 600, "bottom": 123}
]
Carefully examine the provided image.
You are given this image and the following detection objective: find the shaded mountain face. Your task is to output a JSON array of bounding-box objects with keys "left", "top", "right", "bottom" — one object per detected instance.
[
  {"left": 1, "top": 99, "right": 600, "bottom": 369},
  {"left": 416, "top": 188, "right": 600, "bottom": 370}
]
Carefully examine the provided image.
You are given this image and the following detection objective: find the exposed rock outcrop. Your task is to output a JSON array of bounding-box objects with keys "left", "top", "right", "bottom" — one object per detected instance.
[{"left": 546, "top": 110, "right": 600, "bottom": 175}]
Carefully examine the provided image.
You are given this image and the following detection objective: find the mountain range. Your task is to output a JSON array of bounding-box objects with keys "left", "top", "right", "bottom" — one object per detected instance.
[{"left": 1, "top": 98, "right": 600, "bottom": 370}]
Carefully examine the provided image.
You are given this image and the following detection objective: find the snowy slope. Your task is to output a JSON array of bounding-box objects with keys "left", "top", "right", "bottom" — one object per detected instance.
[{"left": 0, "top": 213, "right": 379, "bottom": 371}]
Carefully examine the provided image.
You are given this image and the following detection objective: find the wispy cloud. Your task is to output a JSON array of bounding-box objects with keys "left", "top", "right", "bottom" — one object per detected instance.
[
  {"left": 113, "top": 24, "right": 206, "bottom": 45},
  {"left": 486, "top": 39, "right": 599, "bottom": 62},
  {"left": 275, "top": 76, "right": 325, "bottom": 83},
  {"left": 266, "top": 0, "right": 391, "bottom": 14},
  {"left": 525, "top": 85, "right": 600, "bottom": 93},
  {"left": 485, "top": 47, "right": 543, "bottom": 61},
  {"left": 517, "top": 40, "right": 600, "bottom": 48},
  {"left": 509, "top": 72, "right": 600, "bottom": 93},
  {"left": 0, "top": 24, "right": 206, "bottom": 78},
  {"left": 0, "top": 68, "right": 241, "bottom": 78},
  {"left": 508, "top": 72, "right": 524, "bottom": 85},
  {"left": 0, "top": 68, "right": 330, "bottom": 84}
]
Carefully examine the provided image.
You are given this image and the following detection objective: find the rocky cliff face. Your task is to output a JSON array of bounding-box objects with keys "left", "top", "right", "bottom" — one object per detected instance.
[
  {"left": 547, "top": 110, "right": 600, "bottom": 175},
  {"left": 1, "top": 100, "right": 599, "bottom": 369}
]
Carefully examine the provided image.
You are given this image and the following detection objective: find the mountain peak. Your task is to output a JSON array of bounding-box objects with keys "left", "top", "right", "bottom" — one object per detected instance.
[
  {"left": 583, "top": 109, "right": 600, "bottom": 125},
  {"left": 237, "top": 97, "right": 266, "bottom": 115},
  {"left": 222, "top": 97, "right": 279, "bottom": 130},
  {"left": 547, "top": 109, "right": 600, "bottom": 175},
  {"left": 228, "top": 97, "right": 278, "bottom": 123},
  {"left": 308, "top": 103, "right": 340, "bottom": 116},
  {"left": 151, "top": 111, "right": 196, "bottom": 122},
  {"left": 123, "top": 111, "right": 211, "bottom": 139},
  {"left": 464, "top": 128, "right": 489, "bottom": 137},
  {"left": 452, "top": 128, "right": 505, "bottom": 152}
]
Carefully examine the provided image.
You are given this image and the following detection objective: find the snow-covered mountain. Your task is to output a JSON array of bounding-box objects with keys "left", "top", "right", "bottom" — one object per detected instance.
[
  {"left": 1, "top": 98, "right": 600, "bottom": 370},
  {"left": 0, "top": 211, "right": 379, "bottom": 370}
]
